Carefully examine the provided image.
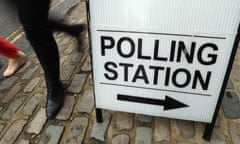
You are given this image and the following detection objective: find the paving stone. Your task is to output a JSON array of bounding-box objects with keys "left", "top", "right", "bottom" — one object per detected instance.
[
  {"left": 66, "top": 1, "right": 87, "bottom": 24},
  {"left": 61, "top": 64, "right": 75, "bottom": 81},
  {"left": 90, "top": 111, "right": 111, "bottom": 142},
  {"left": 226, "top": 79, "right": 234, "bottom": 89},
  {"left": 56, "top": 96, "right": 75, "bottom": 120},
  {"left": 154, "top": 118, "right": 170, "bottom": 143},
  {"left": 18, "top": 139, "right": 30, "bottom": 144},
  {"left": 65, "top": 117, "right": 88, "bottom": 144},
  {"left": 49, "top": 0, "right": 80, "bottom": 21},
  {"left": 2, "top": 96, "right": 27, "bottom": 120},
  {"left": 22, "top": 66, "right": 38, "bottom": 80},
  {"left": 17, "top": 61, "right": 31, "bottom": 73},
  {"left": 89, "top": 139, "right": 105, "bottom": 144},
  {"left": 60, "top": 55, "right": 68, "bottom": 66},
  {"left": 77, "top": 38, "right": 89, "bottom": 52},
  {"left": 0, "top": 119, "right": 27, "bottom": 144},
  {"left": 89, "top": 74, "right": 93, "bottom": 86},
  {"left": 23, "top": 77, "right": 41, "bottom": 93},
  {"left": 1, "top": 81, "right": 25, "bottom": 103},
  {"left": 138, "top": 115, "right": 152, "bottom": 123},
  {"left": 57, "top": 34, "right": 72, "bottom": 46},
  {"left": 67, "top": 74, "right": 87, "bottom": 93},
  {"left": 40, "top": 78, "right": 46, "bottom": 88},
  {"left": 231, "top": 63, "right": 240, "bottom": 81},
  {"left": 135, "top": 127, "right": 152, "bottom": 144},
  {"left": 112, "top": 134, "right": 130, "bottom": 144},
  {"left": 205, "top": 131, "right": 226, "bottom": 144},
  {"left": 58, "top": 45, "right": 66, "bottom": 53},
  {"left": 0, "top": 76, "right": 18, "bottom": 90},
  {"left": 222, "top": 92, "right": 240, "bottom": 118},
  {"left": 22, "top": 93, "right": 43, "bottom": 115},
  {"left": 39, "top": 125, "right": 64, "bottom": 144},
  {"left": 237, "top": 85, "right": 240, "bottom": 94},
  {"left": 229, "top": 121, "right": 240, "bottom": 144},
  {"left": 214, "top": 116, "right": 220, "bottom": 127},
  {"left": 78, "top": 89, "right": 94, "bottom": 114},
  {"left": 176, "top": 120, "right": 195, "bottom": 138},
  {"left": 81, "top": 55, "right": 91, "bottom": 71},
  {"left": 64, "top": 41, "right": 75, "bottom": 55},
  {"left": 115, "top": 112, "right": 134, "bottom": 130},
  {"left": 28, "top": 51, "right": 36, "bottom": 58},
  {"left": 49, "top": 0, "right": 64, "bottom": 16},
  {"left": 71, "top": 52, "right": 83, "bottom": 63},
  {"left": 27, "top": 108, "right": 47, "bottom": 134},
  {"left": 0, "top": 93, "right": 4, "bottom": 100},
  {"left": 0, "top": 124, "right": 4, "bottom": 133},
  {"left": 39, "top": 67, "right": 44, "bottom": 74}
]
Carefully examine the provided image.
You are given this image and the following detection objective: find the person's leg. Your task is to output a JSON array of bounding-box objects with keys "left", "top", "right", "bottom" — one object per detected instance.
[
  {"left": 0, "top": 36, "right": 26, "bottom": 77},
  {"left": 48, "top": 18, "right": 87, "bottom": 52},
  {"left": 16, "top": 0, "right": 64, "bottom": 119},
  {"left": 48, "top": 18, "right": 86, "bottom": 37}
]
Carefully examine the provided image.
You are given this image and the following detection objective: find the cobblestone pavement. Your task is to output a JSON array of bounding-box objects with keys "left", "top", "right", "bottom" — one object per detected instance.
[{"left": 0, "top": 1, "right": 240, "bottom": 144}]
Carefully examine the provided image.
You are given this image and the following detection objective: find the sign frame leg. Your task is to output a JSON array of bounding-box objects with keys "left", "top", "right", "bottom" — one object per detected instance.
[
  {"left": 85, "top": 0, "right": 103, "bottom": 124},
  {"left": 96, "top": 108, "right": 103, "bottom": 123},
  {"left": 203, "top": 25, "right": 240, "bottom": 141},
  {"left": 203, "top": 121, "right": 215, "bottom": 141}
]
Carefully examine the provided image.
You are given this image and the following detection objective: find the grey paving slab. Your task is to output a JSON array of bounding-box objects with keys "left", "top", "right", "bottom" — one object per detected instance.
[
  {"left": 78, "top": 89, "right": 94, "bottom": 114},
  {"left": 1, "top": 81, "right": 25, "bottom": 103},
  {"left": 90, "top": 111, "right": 111, "bottom": 142},
  {"left": 26, "top": 108, "right": 47, "bottom": 134},
  {"left": 65, "top": 117, "right": 88, "bottom": 144},
  {"left": 0, "top": 119, "right": 27, "bottom": 144},
  {"left": 0, "top": 76, "right": 18, "bottom": 90},
  {"left": 115, "top": 112, "right": 134, "bottom": 130},
  {"left": 135, "top": 127, "right": 152, "bottom": 144},
  {"left": 56, "top": 96, "right": 75, "bottom": 120},
  {"left": 229, "top": 121, "right": 240, "bottom": 144},
  {"left": 112, "top": 134, "right": 130, "bottom": 144},
  {"left": 176, "top": 120, "right": 195, "bottom": 138},
  {"left": 39, "top": 125, "right": 64, "bottom": 144},
  {"left": 22, "top": 93, "right": 43, "bottom": 115},
  {"left": 67, "top": 74, "right": 87, "bottom": 93},
  {"left": 21, "top": 66, "right": 38, "bottom": 80},
  {"left": 1, "top": 96, "right": 27, "bottom": 120},
  {"left": 154, "top": 118, "right": 170, "bottom": 143},
  {"left": 222, "top": 92, "right": 240, "bottom": 118}
]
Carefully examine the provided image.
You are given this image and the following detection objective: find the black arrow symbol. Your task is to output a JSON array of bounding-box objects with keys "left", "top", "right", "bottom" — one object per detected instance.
[{"left": 117, "top": 94, "right": 189, "bottom": 110}]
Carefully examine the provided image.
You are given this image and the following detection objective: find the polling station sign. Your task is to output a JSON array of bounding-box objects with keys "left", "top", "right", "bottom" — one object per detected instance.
[{"left": 88, "top": 0, "right": 240, "bottom": 123}]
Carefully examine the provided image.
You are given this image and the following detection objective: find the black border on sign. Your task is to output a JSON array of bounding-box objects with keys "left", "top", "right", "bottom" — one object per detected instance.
[
  {"left": 85, "top": 0, "right": 240, "bottom": 141},
  {"left": 203, "top": 23, "right": 240, "bottom": 140},
  {"left": 85, "top": 0, "right": 103, "bottom": 122}
]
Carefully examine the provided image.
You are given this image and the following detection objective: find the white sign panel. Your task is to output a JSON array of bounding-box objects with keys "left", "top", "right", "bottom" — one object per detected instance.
[{"left": 89, "top": 0, "right": 240, "bottom": 122}]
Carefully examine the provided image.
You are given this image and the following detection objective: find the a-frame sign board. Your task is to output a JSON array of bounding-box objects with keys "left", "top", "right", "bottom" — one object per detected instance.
[{"left": 86, "top": 0, "right": 240, "bottom": 141}]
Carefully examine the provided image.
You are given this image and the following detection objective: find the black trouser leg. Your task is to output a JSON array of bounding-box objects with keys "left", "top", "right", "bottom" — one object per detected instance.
[
  {"left": 48, "top": 18, "right": 85, "bottom": 37},
  {"left": 17, "top": 0, "right": 64, "bottom": 119},
  {"left": 17, "top": 0, "right": 59, "bottom": 84}
]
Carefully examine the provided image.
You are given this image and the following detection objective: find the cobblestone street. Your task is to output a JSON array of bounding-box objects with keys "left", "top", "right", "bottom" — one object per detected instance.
[{"left": 0, "top": 0, "right": 240, "bottom": 144}]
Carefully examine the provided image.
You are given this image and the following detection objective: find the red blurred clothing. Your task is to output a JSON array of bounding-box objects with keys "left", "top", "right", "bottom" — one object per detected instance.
[{"left": 0, "top": 36, "right": 19, "bottom": 59}]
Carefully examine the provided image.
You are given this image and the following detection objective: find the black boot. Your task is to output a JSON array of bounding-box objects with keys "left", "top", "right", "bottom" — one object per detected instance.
[{"left": 46, "top": 81, "right": 64, "bottom": 119}]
